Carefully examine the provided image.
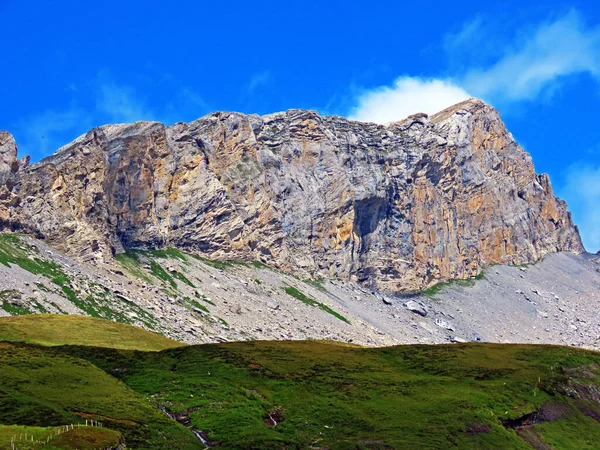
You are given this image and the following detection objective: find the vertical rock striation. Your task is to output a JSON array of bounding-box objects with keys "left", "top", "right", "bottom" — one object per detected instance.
[{"left": 1, "top": 99, "right": 584, "bottom": 291}]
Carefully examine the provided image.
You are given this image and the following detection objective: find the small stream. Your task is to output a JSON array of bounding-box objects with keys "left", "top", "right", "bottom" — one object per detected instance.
[{"left": 159, "top": 405, "right": 212, "bottom": 447}]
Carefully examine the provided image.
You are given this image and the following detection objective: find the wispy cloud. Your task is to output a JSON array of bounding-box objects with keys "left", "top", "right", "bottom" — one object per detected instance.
[
  {"left": 559, "top": 163, "right": 600, "bottom": 253},
  {"left": 14, "top": 77, "right": 212, "bottom": 161},
  {"left": 165, "top": 88, "right": 211, "bottom": 122},
  {"left": 444, "top": 16, "right": 486, "bottom": 58},
  {"left": 246, "top": 70, "right": 272, "bottom": 94},
  {"left": 348, "top": 77, "right": 470, "bottom": 123},
  {"left": 346, "top": 10, "right": 600, "bottom": 123},
  {"left": 96, "top": 82, "right": 157, "bottom": 124},
  {"left": 15, "top": 107, "right": 91, "bottom": 159},
  {"left": 461, "top": 10, "right": 600, "bottom": 104}
]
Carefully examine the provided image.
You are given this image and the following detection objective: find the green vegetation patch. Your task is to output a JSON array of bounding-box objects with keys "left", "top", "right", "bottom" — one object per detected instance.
[
  {"left": 304, "top": 277, "right": 326, "bottom": 291},
  {"left": 0, "top": 234, "right": 74, "bottom": 298},
  {"left": 284, "top": 286, "right": 349, "bottom": 324},
  {"left": 173, "top": 270, "right": 195, "bottom": 288},
  {"left": 1, "top": 301, "right": 32, "bottom": 316},
  {"left": 45, "top": 427, "right": 123, "bottom": 450},
  {"left": 194, "top": 256, "right": 249, "bottom": 270},
  {"left": 116, "top": 248, "right": 196, "bottom": 290},
  {"left": 421, "top": 270, "right": 486, "bottom": 298},
  {"left": 534, "top": 413, "right": 600, "bottom": 449},
  {"left": 184, "top": 297, "right": 209, "bottom": 314},
  {"left": 149, "top": 260, "right": 177, "bottom": 289},
  {"left": 114, "top": 250, "right": 153, "bottom": 283},
  {"left": 148, "top": 247, "right": 189, "bottom": 262},
  {"left": 251, "top": 260, "right": 275, "bottom": 271},
  {"left": 194, "top": 291, "right": 215, "bottom": 306},
  {"left": 0, "top": 315, "right": 183, "bottom": 351}
]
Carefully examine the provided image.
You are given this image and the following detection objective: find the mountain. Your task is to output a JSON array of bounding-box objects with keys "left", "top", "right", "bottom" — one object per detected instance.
[
  {"left": 1, "top": 99, "right": 598, "bottom": 350},
  {"left": 1, "top": 101, "right": 600, "bottom": 449},
  {"left": 0, "top": 99, "right": 583, "bottom": 294}
]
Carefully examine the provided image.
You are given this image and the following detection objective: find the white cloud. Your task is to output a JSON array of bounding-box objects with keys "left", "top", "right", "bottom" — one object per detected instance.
[
  {"left": 559, "top": 163, "right": 600, "bottom": 252},
  {"left": 461, "top": 10, "right": 600, "bottom": 103},
  {"left": 346, "top": 10, "right": 600, "bottom": 123},
  {"left": 348, "top": 76, "right": 471, "bottom": 124}
]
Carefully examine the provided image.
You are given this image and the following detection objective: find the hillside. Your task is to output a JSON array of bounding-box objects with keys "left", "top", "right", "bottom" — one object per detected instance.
[
  {"left": 1, "top": 315, "right": 600, "bottom": 449},
  {"left": 0, "top": 232, "right": 598, "bottom": 349}
]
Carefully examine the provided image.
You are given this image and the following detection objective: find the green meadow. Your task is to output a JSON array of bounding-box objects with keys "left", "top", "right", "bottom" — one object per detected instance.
[{"left": 1, "top": 315, "right": 600, "bottom": 449}]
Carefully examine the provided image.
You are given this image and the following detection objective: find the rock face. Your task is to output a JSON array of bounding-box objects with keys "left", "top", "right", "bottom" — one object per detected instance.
[{"left": 0, "top": 99, "right": 584, "bottom": 291}]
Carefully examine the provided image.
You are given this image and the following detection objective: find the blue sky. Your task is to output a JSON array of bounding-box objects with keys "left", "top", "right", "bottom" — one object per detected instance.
[{"left": 1, "top": 0, "right": 599, "bottom": 251}]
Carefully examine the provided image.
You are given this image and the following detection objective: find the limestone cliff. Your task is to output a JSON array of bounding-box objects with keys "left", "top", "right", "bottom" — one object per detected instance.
[{"left": 0, "top": 99, "right": 584, "bottom": 291}]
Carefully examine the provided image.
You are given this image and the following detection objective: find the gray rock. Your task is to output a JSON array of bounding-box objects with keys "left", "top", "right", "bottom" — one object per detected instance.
[
  {"left": 406, "top": 301, "right": 427, "bottom": 317},
  {"left": 0, "top": 99, "right": 583, "bottom": 293},
  {"left": 435, "top": 318, "right": 454, "bottom": 331}
]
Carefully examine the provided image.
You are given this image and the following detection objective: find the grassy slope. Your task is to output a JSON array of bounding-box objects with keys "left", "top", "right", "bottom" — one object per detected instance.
[
  {"left": 68, "top": 340, "right": 600, "bottom": 450},
  {"left": 0, "top": 425, "right": 122, "bottom": 450},
  {"left": 2, "top": 316, "right": 600, "bottom": 449},
  {"left": 0, "top": 315, "right": 183, "bottom": 351},
  {"left": 0, "top": 341, "right": 200, "bottom": 449}
]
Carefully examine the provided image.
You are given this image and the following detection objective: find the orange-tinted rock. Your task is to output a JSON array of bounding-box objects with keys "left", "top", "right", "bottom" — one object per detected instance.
[{"left": 0, "top": 99, "right": 584, "bottom": 291}]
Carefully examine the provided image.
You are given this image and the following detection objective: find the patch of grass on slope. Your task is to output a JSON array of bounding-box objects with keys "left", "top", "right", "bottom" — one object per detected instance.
[
  {"left": 114, "top": 250, "right": 153, "bottom": 283},
  {"left": 421, "top": 270, "right": 486, "bottom": 298},
  {"left": 0, "top": 315, "right": 183, "bottom": 351},
  {"left": 194, "top": 255, "right": 249, "bottom": 270},
  {"left": 149, "top": 260, "right": 177, "bottom": 289},
  {"left": 284, "top": 286, "right": 349, "bottom": 324},
  {"left": 0, "top": 235, "right": 160, "bottom": 328},
  {"left": 0, "top": 342, "right": 199, "bottom": 449},
  {"left": 116, "top": 248, "right": 196, "bottom": 289},
  {"left": 148, "top": 247, "right": 189, "bottom": 262},
  {"left": 0, "top": 234, "right": 74, "bottom": 297}
]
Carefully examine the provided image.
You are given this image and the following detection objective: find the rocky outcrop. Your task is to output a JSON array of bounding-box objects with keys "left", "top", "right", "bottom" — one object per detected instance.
[
  {"left": 1, "top": 99, "right": 584, "bottom": 291},
  {"left": 0, "top": 131, "right": 28, "bottom": 231}
]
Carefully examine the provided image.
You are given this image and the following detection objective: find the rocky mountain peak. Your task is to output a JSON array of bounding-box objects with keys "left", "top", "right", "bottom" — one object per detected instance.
[{"left": 0, "top": 101, "right": 584, "bottom": 291}]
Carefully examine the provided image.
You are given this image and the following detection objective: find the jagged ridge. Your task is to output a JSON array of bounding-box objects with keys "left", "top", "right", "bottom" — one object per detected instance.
[{"left": 0, "top": 99, "right": 583, "bottom": 291}]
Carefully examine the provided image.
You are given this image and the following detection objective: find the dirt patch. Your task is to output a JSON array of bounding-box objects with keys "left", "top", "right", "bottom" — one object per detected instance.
[
  {"left": 249, "top": 363, "right": 262, "bottom": 369},
  {"left": 516, "top": 427, "right": 553, "bottom": 450},
  {"left": 466, "top": 422, "right": 491, "bottom": 435},
  {"left": 264, "top": 407, "right": 284, "bottom": 427},
  {"left": 502, "top": 402, "right": 570, "bottom": 429},
  {"left": 502, "top": 402, "right": 572, "bottom": 449},
  {"left": 171, "top": 406, "right": 201, "bottom": 427},
  {"left": 576, "top": 401, "right": 600, "bottom": 423}
]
